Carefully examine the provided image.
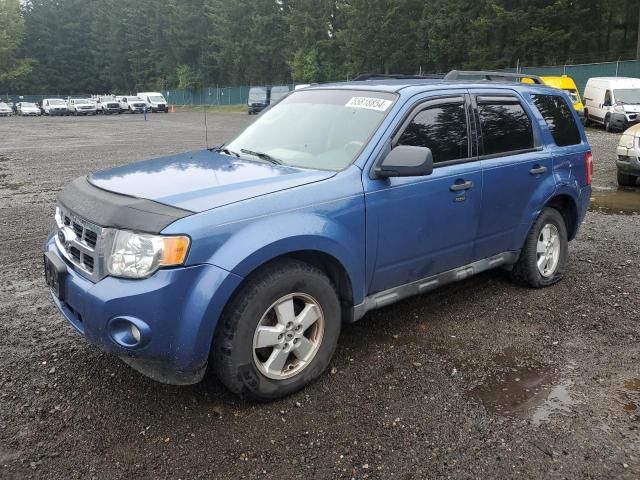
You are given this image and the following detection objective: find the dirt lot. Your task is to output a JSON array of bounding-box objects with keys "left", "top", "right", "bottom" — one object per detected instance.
[{"left": 1, "top": 113, "right": 639, "bottom": 479}]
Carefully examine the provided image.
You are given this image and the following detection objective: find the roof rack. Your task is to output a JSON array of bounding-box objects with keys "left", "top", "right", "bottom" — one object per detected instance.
[
  {"left": 444, "top": 70, "right": 544, "bottom": 84},
  {"left": 353, "top": 73, "right": 445, "bottom": 81}
]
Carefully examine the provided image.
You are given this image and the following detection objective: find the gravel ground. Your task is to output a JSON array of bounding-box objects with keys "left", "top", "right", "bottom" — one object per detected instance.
[{"left": 0, "top": 114, "right": 639, "bottom": 480}]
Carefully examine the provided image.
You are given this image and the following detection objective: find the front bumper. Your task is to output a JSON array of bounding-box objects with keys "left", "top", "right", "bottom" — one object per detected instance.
[
  {"left": 616, "top": 154, "right": 640, "bottom": 176},
  {"left": 611, "top": 112, "right": 640, "bottom": 131},
  {"left": 45, "top": 235, "right": 243, "bottom": 385}
]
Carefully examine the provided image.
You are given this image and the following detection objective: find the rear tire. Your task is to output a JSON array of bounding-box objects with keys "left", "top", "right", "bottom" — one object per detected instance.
[
  {"left": 618, "top": 171, "right": 637, "bottom": 186},
  {"left": 213, "top": 259, "right": 341, "bottom": 401},
  {"left": 511, "top": 208, "right": 569, "bottom": 288}
]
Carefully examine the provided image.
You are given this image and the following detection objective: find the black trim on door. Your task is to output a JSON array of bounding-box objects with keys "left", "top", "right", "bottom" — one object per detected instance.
[
  {"left": 375, "top": 95, "right": 477, "bottom": 171},
  {"left": 470, "top": 92, "right": 543, "bottom": 160}
]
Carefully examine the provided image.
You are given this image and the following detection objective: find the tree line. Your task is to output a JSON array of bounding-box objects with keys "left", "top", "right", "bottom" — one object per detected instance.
[{"left": 1, "top": 0, "right": 639, "bottom": 94}]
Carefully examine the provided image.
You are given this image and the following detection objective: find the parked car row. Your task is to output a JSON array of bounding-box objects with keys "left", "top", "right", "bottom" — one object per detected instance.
[{"left": 0, "top": 92, "right": 168, "bottom": 117}]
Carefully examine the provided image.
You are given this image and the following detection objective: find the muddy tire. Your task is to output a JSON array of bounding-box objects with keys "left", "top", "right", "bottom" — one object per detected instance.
[
  {"left": 604, "top": 115, "right": 613, "bottom": 133},
  {"left": 617, "top": 171, "right": 637, "bottom": 186},
  {"left": 511, "top": 208, "right": 569, "bottom": 289},
  {"left": 213, "top": 259, "right": 341, "bottom": 401}
]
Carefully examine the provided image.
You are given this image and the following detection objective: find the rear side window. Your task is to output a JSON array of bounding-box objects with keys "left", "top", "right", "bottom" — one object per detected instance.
[
  {"left": 398, "top": 102, "right": 469, "bottom": 163},
  {"left": 531, "top": 94, "right": 581, "bottom": 147},
  {"left": 477, "top": 98, "right": 534, "bottom": 156}
]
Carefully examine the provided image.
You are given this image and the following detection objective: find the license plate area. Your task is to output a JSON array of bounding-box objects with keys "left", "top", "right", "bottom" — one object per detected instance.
[{"left": 44, "top": 251, "right": 67, "bottom": 301}]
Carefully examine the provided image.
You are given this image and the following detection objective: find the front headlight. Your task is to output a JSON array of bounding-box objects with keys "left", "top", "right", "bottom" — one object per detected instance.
[
  {"left": 107, "top": 230, "right": 190, "bottom": 279},
  {"left": 614, "top": 105, "right": 625, "bottom": 113}
]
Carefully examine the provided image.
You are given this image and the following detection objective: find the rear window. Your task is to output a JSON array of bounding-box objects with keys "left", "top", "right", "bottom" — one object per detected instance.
[
  {"left": 531, "top": 94, "right": 581, "bottom": 147},
  {"left": 478, "top": 98, "right": 534, "bottom": 156}
]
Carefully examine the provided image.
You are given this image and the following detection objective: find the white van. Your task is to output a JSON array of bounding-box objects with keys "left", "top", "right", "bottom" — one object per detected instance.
[
  {"left": 42, "top": 98, "right": 68, "bottom": 116},
  {"left": 137, "top": 92, "right": 168, "bottom": 113},
  {"left": 583, "top": 77, "right": 640, "bottom": 132}
]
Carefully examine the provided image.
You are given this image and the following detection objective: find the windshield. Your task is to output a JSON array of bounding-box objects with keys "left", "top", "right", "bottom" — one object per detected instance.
[
  {"left": 614, "top": 89, "right": 640, "bottom": 105},
  {"left": 226, "top": 89, "right": 397, "bottom": 171},
  {"left": 22, "top": 103, "right": 36, "bottom": 107},
  {"left": 127, "top": 97, "right": 142, "bottom": 102},
  {"left": 0, "top": 103, "right": 9, "bottom": 109},
  {"left": 149, "top": 96, "right": 165, "bottom": 102},
  {"left": 49, "top": 99, "right": 65, "bottom": 105},
  {"left": 249, "top": 87, "right": 267, "bottom": 102}
]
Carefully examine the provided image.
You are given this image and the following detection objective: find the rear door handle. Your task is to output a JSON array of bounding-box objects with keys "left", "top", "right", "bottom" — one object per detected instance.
[
  {"left": 450, "top": 180, "right": 474, "bottom": 192},
  {"left": 529, "top": 165, "right": 547, "bottom": 175}
]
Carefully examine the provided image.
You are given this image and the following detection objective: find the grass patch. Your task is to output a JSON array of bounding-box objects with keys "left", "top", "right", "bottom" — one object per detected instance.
[{"left": 174, "top": 104, "right": 246, "bottom": 113}]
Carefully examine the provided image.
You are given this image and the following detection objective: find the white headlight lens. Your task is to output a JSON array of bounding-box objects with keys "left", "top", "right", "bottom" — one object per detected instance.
[
  {"left": 614, "top": 105, "right": 624, "bottom": 112},
  {"left": 107, "top": 230, "right": 190, "bottom": 279}
]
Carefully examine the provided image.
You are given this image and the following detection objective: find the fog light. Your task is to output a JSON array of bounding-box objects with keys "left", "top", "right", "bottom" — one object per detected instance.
[
  {"left": 108, "top": 316, "right": 151, "bottom": 349},
  {"left": 130, "top": 324, "right": 141, "bottom": 342}
]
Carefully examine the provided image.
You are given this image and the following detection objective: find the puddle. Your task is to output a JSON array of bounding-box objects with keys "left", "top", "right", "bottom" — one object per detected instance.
[
  {"left": 470, "top": 362, "right": 559, "bottom": 417},
  {"left": 530, "top": 379, "right": 576, "bottom": 426},
  {"left": 624, "top": 378, "right": 640, "bottom": 392},
  {"left": 590, "top": 189, "right": 640, "bottom": 215},
  {"left": 469, "top": 353, "right": 577, "bottom": 424}
]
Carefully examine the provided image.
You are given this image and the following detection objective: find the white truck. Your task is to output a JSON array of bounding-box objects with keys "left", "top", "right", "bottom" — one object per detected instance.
[
  {"left": 67, "top": 98, "right": 97, "bottom": 116},
  {"left": 137, "top": 92, "right": 168, "bottom": 113},
  {"left": 96, "top": 96, "right": 121, "bottom": 115},
  {"left": 118, "top": 96, "right": 147, "bottom": 114}
]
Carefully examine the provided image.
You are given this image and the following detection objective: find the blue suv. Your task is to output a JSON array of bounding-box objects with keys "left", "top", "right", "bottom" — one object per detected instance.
[{"left": 44, "top": 71, "right": 593, "bottom": 400}]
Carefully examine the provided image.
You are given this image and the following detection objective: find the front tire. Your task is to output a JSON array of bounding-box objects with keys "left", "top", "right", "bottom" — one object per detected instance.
[
  {"left": 618, "top": 171, "right": 637, "bottom": 186},
  {"left": 511, "top": 208, "right": 569, "bottom": 288},
  {"left": 604, "top": 114, "right": 613, "bottom": 132},
  {"left": 213, "top": 259, "right": 341, "bottom": 401}
]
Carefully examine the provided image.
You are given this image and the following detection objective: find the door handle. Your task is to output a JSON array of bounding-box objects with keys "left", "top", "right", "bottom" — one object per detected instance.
[
  {"left": 450, "top": 180, "right": 474, "bottom": 192},
  {"left": 529, "top": 165, "right": 547, "bottom": 175}
]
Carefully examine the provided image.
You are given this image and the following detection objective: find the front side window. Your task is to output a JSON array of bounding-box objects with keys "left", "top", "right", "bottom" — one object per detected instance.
[
  {"left": 226, "top": 89, "right": 397, "bottom": 171},
  {"left": 531, "top": 94, "right": 581, "bottom": 147},
  {"left": 478, "top": 98, "right": 534, "bottom": 156},
  {"left": 397, "top": 102, "right": 469, "bottom": 163}
]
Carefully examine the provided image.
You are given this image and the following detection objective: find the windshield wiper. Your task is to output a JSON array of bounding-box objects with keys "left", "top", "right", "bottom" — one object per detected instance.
[
  {"left": 210, "top": 144, "right": 240, "bottom": 158},
  {"left": 240, "top": 149, "right": 282, "bottom": 165}
]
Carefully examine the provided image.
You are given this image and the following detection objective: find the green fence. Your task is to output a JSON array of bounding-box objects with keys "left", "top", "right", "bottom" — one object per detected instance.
[
  {"left": 506, "top": 59, "right": 640, "bottom": 95},
  {"left": 5, "top": 60, "right": 640, "bottom": 104},
  {"left": 1, "top": 85, "right": 293, "bottom": 106}
]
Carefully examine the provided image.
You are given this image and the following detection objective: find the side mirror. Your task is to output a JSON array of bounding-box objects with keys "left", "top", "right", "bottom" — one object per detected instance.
[{"left": 375, "top": 145, "right": 434, "bottom": 178}]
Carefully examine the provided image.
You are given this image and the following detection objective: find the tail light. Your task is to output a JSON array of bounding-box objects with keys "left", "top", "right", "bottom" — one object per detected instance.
[{"left": 585, "top": 151, "right": 593, "bottom": 185}]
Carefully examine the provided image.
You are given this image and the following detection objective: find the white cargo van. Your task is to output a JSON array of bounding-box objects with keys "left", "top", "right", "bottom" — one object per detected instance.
[
  {"left": 137, "top": 92, "right": 168, "bottom": 113},
  {"left": 583, "top": 77, "right": 640, "bottom": 132}
]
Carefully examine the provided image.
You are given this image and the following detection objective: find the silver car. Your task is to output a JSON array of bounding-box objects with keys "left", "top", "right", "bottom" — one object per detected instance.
[{"left": 0, "top": 102, "right": 12, "bottom": 117}]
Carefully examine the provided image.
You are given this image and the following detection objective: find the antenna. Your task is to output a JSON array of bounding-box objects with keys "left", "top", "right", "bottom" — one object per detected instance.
[
  {"left": 204, "top": 94, "right": 209, "bottom": 149},
  {"left": 201, "top": 49, "right": 209, "bottom": 149}
]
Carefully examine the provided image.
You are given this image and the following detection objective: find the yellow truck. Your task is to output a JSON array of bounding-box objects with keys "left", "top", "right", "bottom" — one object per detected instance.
[{"left": 523, "top": 75, "right": 584, "bottom": 113}]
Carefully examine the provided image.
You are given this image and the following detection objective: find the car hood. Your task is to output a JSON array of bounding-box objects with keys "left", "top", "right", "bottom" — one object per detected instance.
[
  {"left": 622, "top": 123, "right": 640, "bottom": 137},
  {"left": 621, "top": 104, "right": 640, "bottom": 113},
  {"left": 88, "top": 150, "right": 336, "bottom": 213}
]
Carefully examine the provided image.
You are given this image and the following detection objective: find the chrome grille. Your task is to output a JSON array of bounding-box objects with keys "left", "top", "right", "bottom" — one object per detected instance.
[{"left": 55, "top": 205, "right": 106, "bottom": 282}]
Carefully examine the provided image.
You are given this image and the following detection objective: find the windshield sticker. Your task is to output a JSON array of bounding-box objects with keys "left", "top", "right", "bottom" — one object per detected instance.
[{"left": 346, "top": 97, "right": 393, "bottom": 112}]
